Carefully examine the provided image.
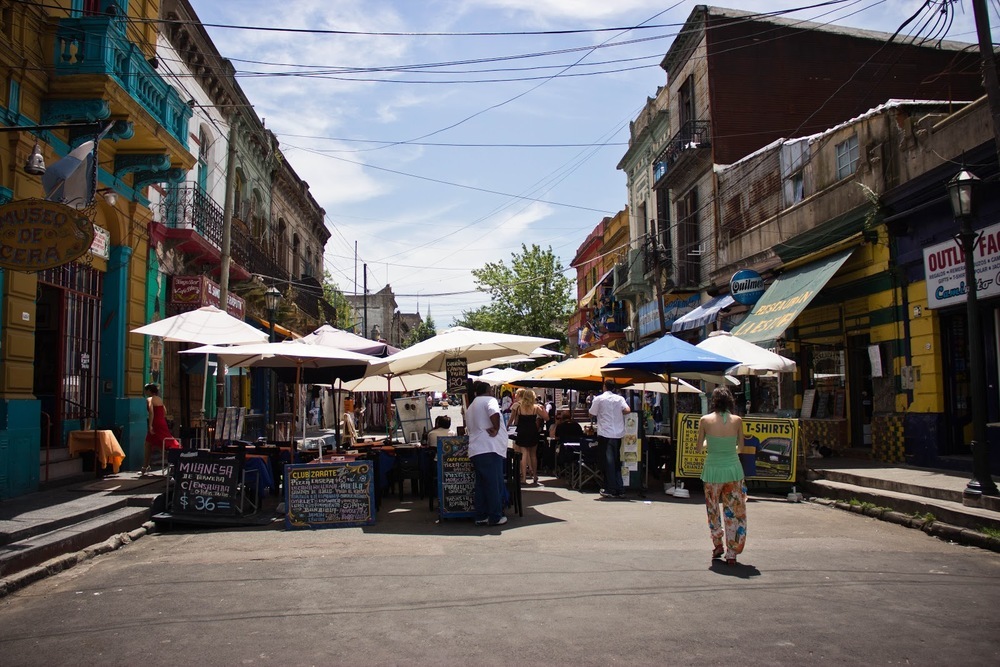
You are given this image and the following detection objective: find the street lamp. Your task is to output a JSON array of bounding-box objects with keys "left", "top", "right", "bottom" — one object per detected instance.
[
  {"left": 946, "top": 169, "right": 999, "bottom": 497},
  {"left": 264, "top": 286, "right": 282, "bottom": 434},
  {"left": 623, "top": 325, "right": 636, "bottom": 352}
]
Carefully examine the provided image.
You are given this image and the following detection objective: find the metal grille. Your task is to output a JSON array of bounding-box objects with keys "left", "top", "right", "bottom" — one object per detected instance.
[{"left": 38, "top": 264, "right": 102, "bottom": 423}]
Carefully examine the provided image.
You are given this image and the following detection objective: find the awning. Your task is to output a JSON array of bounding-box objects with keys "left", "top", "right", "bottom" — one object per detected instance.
[
  {"left": 670, "top": 294, "right": 736, "bottom": 333},
  {"left": 731, "top": 248, "right": 855, "bottom": 344},
  {"left": 578, "top": 267, "right": 615, "bottom": 308},
  {"left": 252, "top": 315, "right": 302, "bottom": 340}
]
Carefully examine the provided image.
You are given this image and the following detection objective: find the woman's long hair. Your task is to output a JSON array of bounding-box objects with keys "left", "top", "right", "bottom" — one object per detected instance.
[
  {"left": 518, "top": 388, "right": 537, "bottom": 413},
  {"left": 709, "top": 386, "right": 735, "bottom": 414}
]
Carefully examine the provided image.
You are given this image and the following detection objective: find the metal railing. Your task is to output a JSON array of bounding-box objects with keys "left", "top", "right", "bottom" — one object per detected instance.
[
  {"left": 53, "top": 16, "right": 191, "bottom": 147},
  {"left": 653, "top": 120, "right": 711, "bottom": 183}
]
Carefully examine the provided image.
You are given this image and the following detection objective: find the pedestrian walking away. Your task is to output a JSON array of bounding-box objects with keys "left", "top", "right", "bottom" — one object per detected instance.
[
  {"left": 508, "top": 388, "right": 547, "bottom": 485},
  {"left": 588, "top": 378, "right": 630, "bottom": 498},
  {"left": 466, "top": 381, "right": 509, "bottom": 526},
  {"left": 697, "top": 386, "right": 748, "bottom": 565}
]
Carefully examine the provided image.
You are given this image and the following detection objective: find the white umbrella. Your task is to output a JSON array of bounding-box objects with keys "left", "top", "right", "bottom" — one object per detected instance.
[
  {"left": 696, "top": 330, "right": 796, "bottom": 375},
  {"left": 132, "top": 306, "right": 269, "bottom": 427},
  {"left": 377, "top": 326, "right": 558, "bottom": 376},
  {"left": 131, "top": 305, "right": 267, "bottom": 345},
  {"left": 628, "top": 377, "right": 703, "bottom": 394},
  {"left": 184, "top": 341, "right": 378, "bottom": 458},
  {"left": 474, "top": 368, "right": 528, "bottom": 386},
  {"left": 343, "top": 372, "right": 446, "bottom": 393}
]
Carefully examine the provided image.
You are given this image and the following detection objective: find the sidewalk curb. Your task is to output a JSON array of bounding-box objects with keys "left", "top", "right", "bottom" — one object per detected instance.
[
  {"left": 0, "top": 521, "right": 156, "bottom": 600},
  {"left": 810, "top": 497, "right": 1000, "bottom": 553}
]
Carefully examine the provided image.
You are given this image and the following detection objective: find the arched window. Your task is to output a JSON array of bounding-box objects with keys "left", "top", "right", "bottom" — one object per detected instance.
[
  {"left": 305, "top": 248, "right": 313, "bottom": 278},
  {"left": 251, "top": 189, "right": 265, "bottom": 239},
  {"left": 233, "top": 169, "right": 245, "bottom": 219},
  {"left": 276, "top": 219, "right": 288, "bottom": 270},
  {"left": 292, "top": 233, "right": 301, "bottom": 278}
]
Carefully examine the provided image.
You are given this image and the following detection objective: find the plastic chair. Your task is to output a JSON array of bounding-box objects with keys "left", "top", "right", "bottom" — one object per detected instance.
[{"left": 393, "top": 447, "right": 423, "bottom": 500}]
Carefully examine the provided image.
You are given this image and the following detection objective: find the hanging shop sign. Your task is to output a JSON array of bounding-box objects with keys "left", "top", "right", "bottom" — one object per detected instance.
[
  {"left": 730, "top": 269, "right": 765, "bottom": 305},
  {"left": 170, "top": 274, "right": 246, "bottom": 320},
  {"left": 0, "top": 199, "right": 95, "bottom": 271},
  {"left": 922, "top": 220, "right": 1000, "bottom": 309}
]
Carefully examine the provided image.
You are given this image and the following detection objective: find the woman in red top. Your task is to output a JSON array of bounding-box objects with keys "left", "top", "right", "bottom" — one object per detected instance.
[{"left": 142, "top": 383, "right": 175, "bottom": 475}]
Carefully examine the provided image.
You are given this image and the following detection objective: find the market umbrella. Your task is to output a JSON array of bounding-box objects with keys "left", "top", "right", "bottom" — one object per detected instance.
[
  {"left": 184, "top": 341, "right": 379, "bottom": 457},
  {"left": 474, "top": 367, "right": 529, "bottom": 386},
  {"left": 368, "top": 326, "right": 557, "bottom": 437},
  {"left": 607, "top": 334, "right": 740, "bottom": 441},
  {"left": 696, "top": 330, "right": 796, "bottom": 375},
  {"left": 131, "top": 305, "right": 267, "bottom": 345},
  {"left": 299, "top": 324, "right": 400, "bottom": 357},
  {"left": 377, "top": 327, "right": 559, "bottom": 375},
  {"left": 343, "top": 372, "right": 446, "bottom": 393},
  {"left": 132, "top": 306, "right": 269, "bottom": 427}
]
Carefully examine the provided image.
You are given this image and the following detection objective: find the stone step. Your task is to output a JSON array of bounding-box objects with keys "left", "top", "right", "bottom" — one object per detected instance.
[
  {"left": 39, "top": 457, "right": 86, "bottom": 484},
  {"left": 39, "top": 447, "right": 74, "bottom": 465},
  {"left": 0, "top": 506, "right": 151, "bottom": 579},
  {"left": 806, "top": 478, "right": 1000, "bottom": 532},
  {"left": 808, "top": 467, "right": 1000, "bottom": 512}
]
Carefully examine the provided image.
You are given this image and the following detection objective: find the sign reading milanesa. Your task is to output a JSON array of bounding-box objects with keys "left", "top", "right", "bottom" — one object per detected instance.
[{"left": 0, "top": 199, "right": 96, "bottom": 271}]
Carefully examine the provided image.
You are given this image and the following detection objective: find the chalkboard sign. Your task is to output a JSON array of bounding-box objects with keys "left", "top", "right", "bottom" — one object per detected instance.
[
  {"left": 172, "top": 450, "right": 242, "bottom": 517},
  {"left": 446, "top": 357, "right": 468, "bottom": 396},
  {"left": 438, "top": 436, "right": 475, "bottom": 519},
  {"left": 284, "top": 461, "right": 376, "bottom": 529},
  {"left": 801, "top": 389, "right": 816, "bottom": 419}
]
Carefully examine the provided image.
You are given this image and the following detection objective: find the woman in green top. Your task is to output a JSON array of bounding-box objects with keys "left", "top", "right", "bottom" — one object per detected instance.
[{"left": 697, "top": 387, "right": 748, "bottom": 566}]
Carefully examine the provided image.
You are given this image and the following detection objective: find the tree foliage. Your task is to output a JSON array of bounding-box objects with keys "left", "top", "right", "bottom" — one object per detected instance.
[
  {"left": 456, "top": 243, "right": 573, "bottom": 346},
  {"left": 321, "top": 271, "right": 356, "bottom": 331},
  {"left": 403, "top": 315, "right": 437, "bottom": 347}
]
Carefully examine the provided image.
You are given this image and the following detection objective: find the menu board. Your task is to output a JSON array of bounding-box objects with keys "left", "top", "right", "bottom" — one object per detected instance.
[
  {"left": 284, "top": 461, "right": 376, "bottom": 529},
  {"left": 446, "top": 357, "right": 468, "bottom": 396},
  {"left": 172, "top": 450, "right": 242, "bottom": 517},
  {"left": 437, "top": 436, "right": 476, "bottom": 519}
]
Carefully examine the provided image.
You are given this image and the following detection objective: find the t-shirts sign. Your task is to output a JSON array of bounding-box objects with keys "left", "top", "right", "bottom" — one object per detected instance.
[
  {"left": 437, "top": 436, "right": 475, "bottom": 518},
  {"left": 172, "top": 450, "right": 242, "bottom": 517},
  {"left": 284, "top": 461, "right": 376, "bottom": 529}
]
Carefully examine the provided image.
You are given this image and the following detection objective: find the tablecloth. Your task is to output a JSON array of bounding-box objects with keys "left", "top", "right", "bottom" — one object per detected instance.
[{"left": 67, "top": 430, "right": 126, "bottom": 473}]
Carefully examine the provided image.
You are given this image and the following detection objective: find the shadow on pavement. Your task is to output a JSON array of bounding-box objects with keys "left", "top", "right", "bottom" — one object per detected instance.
[{"left": 709, "top": 560, "right": 761, "bottom": 578}]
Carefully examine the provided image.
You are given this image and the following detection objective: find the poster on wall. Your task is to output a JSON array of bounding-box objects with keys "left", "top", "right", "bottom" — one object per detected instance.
[{"left": 675, "top": 413, "right": 799, "bottom": 483}]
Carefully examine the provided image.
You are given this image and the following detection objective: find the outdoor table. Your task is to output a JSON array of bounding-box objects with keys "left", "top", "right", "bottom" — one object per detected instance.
[{"left": 67, "top": 430, "right": 126, "bottom": 474}]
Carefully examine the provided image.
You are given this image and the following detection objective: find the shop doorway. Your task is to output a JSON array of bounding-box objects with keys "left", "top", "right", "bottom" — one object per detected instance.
[
  {"left": 34, "top": 265, "right": 103, "bottom": 448},
  {"left": 846, "top": 334, "right": 874, "bottom": 449}
]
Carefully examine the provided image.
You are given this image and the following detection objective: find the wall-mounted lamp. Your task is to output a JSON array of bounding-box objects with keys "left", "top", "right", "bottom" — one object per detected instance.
[
  {"left": 24, "top": 141, "right": 45, "bottom": 175},
  {"left": 912, "top": 305, "right": 922, "bottom": 318},
  {"left": 96, "top": 188, "right": 118, "bottom": 206}
]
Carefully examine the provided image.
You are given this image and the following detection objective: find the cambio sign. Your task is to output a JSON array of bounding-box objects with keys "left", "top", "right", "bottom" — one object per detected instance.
[{"left": 922, "top": 221, "right": 1000, "bottom": 308}]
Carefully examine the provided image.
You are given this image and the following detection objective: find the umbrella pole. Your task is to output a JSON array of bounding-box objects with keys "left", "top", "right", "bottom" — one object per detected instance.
[
  {"left": 200, "top": 353, "right": 210, "bottom": 446},
  {"left": 334, "top": 378, "right": 342, "bottom": 450}
]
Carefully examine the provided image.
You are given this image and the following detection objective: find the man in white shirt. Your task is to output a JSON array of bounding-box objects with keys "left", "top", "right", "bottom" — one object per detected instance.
[
  {"left": 466, "top": 381, "right": 509, "bottom": 526},
  {"left": 589, "top": 378, "right": 631, "bottom": 498}
]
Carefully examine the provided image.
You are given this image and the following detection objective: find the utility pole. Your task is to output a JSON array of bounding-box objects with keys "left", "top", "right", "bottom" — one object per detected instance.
[
  {"left": 972, "top": 0, "right": 1000, "bottom": 163},
  {"left": 214, "top": 118, "right": 238, "bottom": 420},
  {"left": 363, "top": 263, "right": 368, "bottom": 341}
]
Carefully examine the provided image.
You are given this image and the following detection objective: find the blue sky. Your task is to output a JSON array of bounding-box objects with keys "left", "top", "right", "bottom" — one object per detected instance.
[{"left": 187, "top": 1, "right": 990, "bottom": 328}]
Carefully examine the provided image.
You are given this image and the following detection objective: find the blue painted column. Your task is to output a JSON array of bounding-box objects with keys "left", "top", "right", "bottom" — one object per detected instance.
[{"left": 98, "top": 245, "right": 145, "bottom": 467}]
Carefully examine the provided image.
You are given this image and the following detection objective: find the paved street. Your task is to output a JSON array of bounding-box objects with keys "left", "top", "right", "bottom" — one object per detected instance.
[{"left": 1, "top": 481, "right": 998, "bottom": 666}]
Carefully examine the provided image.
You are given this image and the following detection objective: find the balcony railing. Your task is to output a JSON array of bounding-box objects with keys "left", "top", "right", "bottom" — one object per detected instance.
[
  {"left": 160, "top": 186, "right": 223, "bottom": 247},
  {"left": 653, "top": 120, "right": 711, "bottom": 184},
  {"left": 236, "top": 226, "right": 290, "bottom": 285},
  {"left": 53, "top": 16, "right": 191, "bottom": 148}
]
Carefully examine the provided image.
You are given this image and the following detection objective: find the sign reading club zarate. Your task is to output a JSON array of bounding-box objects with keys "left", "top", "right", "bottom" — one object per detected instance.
[{"left": 0, "top": 199, "right": 95, "bottom": 271}]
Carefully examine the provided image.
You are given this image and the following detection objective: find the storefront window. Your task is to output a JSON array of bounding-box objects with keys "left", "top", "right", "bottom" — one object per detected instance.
[{"left": 809, "top": 346, "right": 845, "bottom": 418}]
